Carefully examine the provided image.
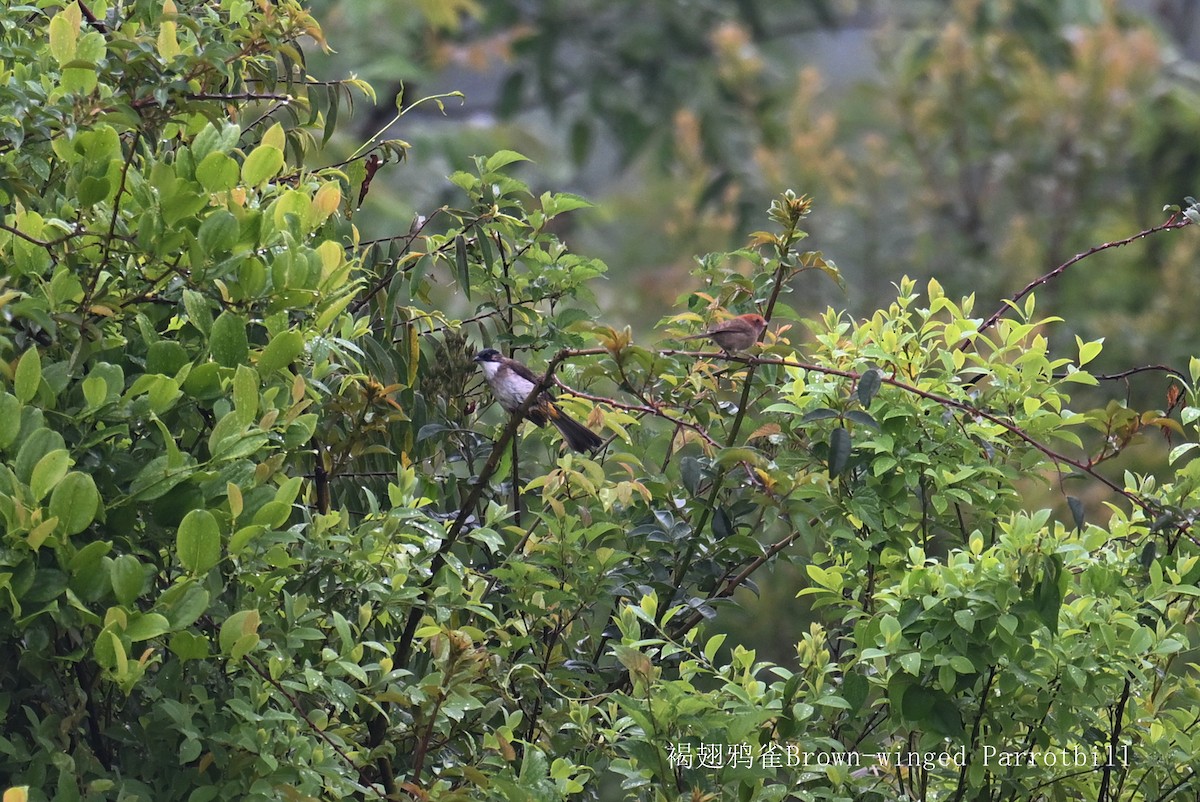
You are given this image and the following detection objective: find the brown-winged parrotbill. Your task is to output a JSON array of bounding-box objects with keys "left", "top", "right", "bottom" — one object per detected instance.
[
  {"left": 473, "top": 348, "right": 603, "bottom": 453},
  {"left": 679, "top": 313, "right": 768, "bottom": 353}
]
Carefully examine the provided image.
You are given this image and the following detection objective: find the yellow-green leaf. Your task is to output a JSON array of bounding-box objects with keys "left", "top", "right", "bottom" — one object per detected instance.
[
  {"left": 48, "top": 11, "right": 78, "bottom": 65},
  {"left": 256, "top": 330, "right": 304, "bottom": 376},
  {"left": 14, "top": 348, "right": 41, "bottom": 403},
  {"left": 177, "top": 509, "right": 220, "bottom": 575},
  {"left": 30, "top": 449, "right": 71, "bottom": 502},
  {"left": 242, "top": 144, "right": 284, "bottom": 186},
  {"left": 50, "top": 471, "right": 99, "bottom": 535},
  {"left": 219, "top": 609, "right": 261, "bottom": 659}
]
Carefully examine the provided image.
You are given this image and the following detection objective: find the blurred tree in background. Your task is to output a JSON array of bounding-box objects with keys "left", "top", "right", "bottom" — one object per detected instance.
[{"left": 308, "top": 0, "right": 1200, "bottom": 377}]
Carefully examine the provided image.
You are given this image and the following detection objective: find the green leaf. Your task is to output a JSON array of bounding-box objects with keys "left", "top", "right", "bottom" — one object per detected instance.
[
  {"left": 454, "top": 234, "right": 471, "bottom": 301},
  {"left": 949, "top": 655, "right": 974, "bottom": 674},
  {"left": 1033, "top": 555, "right": 1064, "bottom": 635},
  {"left": 110, "top": 554, "right": 146, "bottom": 605},
  {"left": 929, "top": 697, "right": 965, "bottom": 738},
  {"left": 146, "top": 340, "right": 188, "bottom": 376},
  {"left": 256, "top": 330, "right": 304, "bottom": 375},
  {"left": 125, "top": 612, "right": 170, "bottom": 642},
  {"left": 1076, "top": 335, "right": 1103, "bottom": 367},
  {"left": 712, "top": 507, "right": 734, "bottom": 538},
  {"left": 30, "top": 449, "right": 71, "bottom": 502},
  {"left": 77, "top": 175, "right": 111, "bottom": 207},
  {"left": 844, "top": 410, "right": 880, "bottom": 430},
  {"left": 953, "top": 609, "right": 975, "bottom": 632},
  {"left": 14, "top": 348, "right": 41, "bottom": 403},
  {"left": 843, "top": 671, "right": 868, "bottom": 711},
  {"left": 484, "top": 149, "right": 530, "bottom": 173},
  {"left": 897, "top": 652, "right": 921, "bottom": 675},
  {"left": 48, "top": 11, "right": 77, "bottom": 64},
  {"left": 242, "top": 144, "right": 284, "bottom": 186},
  {"left": 196, "top": 152, "right": 240, "bottom": 193},
  {"left": 857, "top": 368, "right": 883, "bottom": 408},
  {"left": 161, "top": 582, "right": 210, "bottom": 629},
  {"left": 15, "top": 429, "right": 66, "bottom": 484},
  {"left": 50, "top": 471, "right": 99, "bottom": 535},
  {"left": 229, "top": 524, "right": 265, "bottom": 554},
  {"left": 219, "top": 609, "right": 261, "bottom": 660},
  {"left": 129, "top": 454, "right": 191, "bottom": 501},
  {"left": 198, "top": 210, "right": 239, "bottom": 255},
  {"left": 0, "top": 393, "right": 20, "bottom": 449},
  {"left": 210, "top": 311, "right": 250, "bottom": 367},
  {"left": 82, "top": 375, "right": 107, "bottom": 409},
  {"left": 177, "top": 509, "right": 221, "bottom": 575},
  {"left": 828, "top": 426, "right": 851, "bottom": 477},
  {"left": 232, "top": 364, "right": 259, "bottom": 422},
  {"left": 169, "top": 631, "right": 210, "bottom": 661},
  {"left": 181, "top": 289, "right": 211, "bottom": 336},
  {"left": 252, "top": 500, "right": 290, "bottom": 528},
  {"left": 680, "top": 456, "right": 702, "bottom": 494},
  {"left": 542, "top": 191, "right": 594, "bottom": 216},
  {"left": 805, "top": 564, "right": 842, "bottom": 592}
]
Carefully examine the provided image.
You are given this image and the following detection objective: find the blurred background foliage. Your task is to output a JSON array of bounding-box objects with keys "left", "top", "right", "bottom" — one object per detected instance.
[{"left": 307, "top": 0, "right": 1200, "bottom": 382}]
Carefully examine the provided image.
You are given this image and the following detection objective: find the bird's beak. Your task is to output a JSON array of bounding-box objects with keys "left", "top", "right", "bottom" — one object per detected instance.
[{"left": 472, "top": 353, "right": 483, "bottom": 362}]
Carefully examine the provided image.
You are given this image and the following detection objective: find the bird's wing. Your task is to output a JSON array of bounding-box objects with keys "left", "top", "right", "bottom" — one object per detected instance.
[
  {"left": 505, "top": 358, "right": 545, "bottom": 386},
  {"left": 704, "top": 319, "right": 742, "bottom": 334}
]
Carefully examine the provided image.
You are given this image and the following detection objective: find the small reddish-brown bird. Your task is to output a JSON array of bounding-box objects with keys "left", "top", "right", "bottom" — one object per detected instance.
[
  {"left": 473, "top": 349, "right": 604, "bottom": 453},
  {"left": 679, "top": 313, "right": 768, "bottom": 353}
]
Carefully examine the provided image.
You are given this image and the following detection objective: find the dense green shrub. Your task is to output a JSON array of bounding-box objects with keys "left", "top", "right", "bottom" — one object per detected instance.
[{"left": 2, "top": 2, "right": 1199, "bottom": 801}]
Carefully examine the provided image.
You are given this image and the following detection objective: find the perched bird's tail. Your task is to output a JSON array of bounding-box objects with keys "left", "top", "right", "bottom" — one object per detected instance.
[{"left": 547, "top": 404, "right": 604, "bottom": 453}]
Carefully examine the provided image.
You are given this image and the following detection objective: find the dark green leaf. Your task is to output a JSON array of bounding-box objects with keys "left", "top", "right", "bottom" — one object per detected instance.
[
  {"left": 210, "top": 311, "right": 249, "bottom": 367},
  {"left": 417, "top": 423, "right": 449, "bottom": 442},
  {"left": 177, "top": 509, "right": 221, "bottom": 575},
  {"left": 1139, "top": 540, "right": 1156, "bottom": 569},
  {"left": 712, "top": 507, "right": 734, "bottom": 539},
  {"left": 829, "top": 426, "right": 851, "bottom": 477},
  {"left": 454, "top": 234, "right": 471, "bottom": 301},
  {"left": 680, "top": 456, "right": 702, "bottom": 494},
  {"left": 844, "top": 410, "right": 880, "bottom": 430},
  {"left": 1066, "top": 496, "right": 1085, "bottom": 531},
  {"left": 857, "top": 368, "right": 883, "bottom": 408}
]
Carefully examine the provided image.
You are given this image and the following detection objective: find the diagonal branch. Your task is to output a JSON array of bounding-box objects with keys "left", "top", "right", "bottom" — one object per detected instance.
[
  {"left": 395, "top": 347, "right": 607, "bottom": 669},
  {"left": 973, "top": 215, "right": 1190, "bottom": 340}
]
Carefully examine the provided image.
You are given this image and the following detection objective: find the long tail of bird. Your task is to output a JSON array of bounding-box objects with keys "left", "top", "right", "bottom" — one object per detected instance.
[{"left": 547, "top": 405, "right": 604, "bottom": 453}]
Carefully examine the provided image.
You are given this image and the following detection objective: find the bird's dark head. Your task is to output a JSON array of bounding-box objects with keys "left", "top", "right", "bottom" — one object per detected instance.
[{"left": 473, "top": 348, "right": 502, "bottom": 364}]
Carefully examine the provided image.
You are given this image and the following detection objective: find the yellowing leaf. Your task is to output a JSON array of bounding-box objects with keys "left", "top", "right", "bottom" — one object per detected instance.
[
  {"left": 311, "top": 181, "right": 342, "bottom": 224},
  {"left": 316, "top": 240, "right": 342, "bottom": 278},
  {"left": 262, "top": 122, "right": 286, "bottom": 151},
  {"left": 157, "top": 2, "right": 180, "bottom": 62},
  {"left": 48, "top": 11, "right": 79, "bottom": 65},
  {"left": 242, "top": 144, "right": 284, "bottom": 186}
]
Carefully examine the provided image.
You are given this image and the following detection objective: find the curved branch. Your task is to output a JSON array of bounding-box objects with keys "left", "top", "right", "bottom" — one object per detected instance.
[{"left": 974, "top": 215, "right": 1191, "bottom": 340}]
